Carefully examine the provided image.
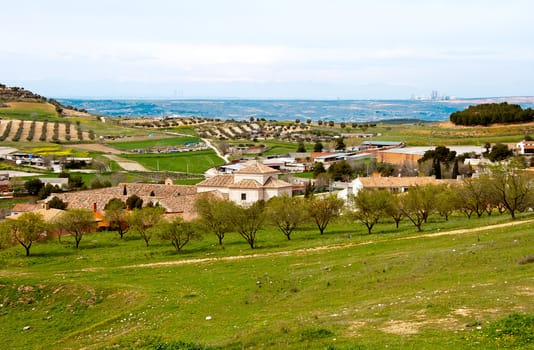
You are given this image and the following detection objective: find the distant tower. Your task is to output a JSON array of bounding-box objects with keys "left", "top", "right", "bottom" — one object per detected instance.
[{"left": 431, "top": 90, "right": 439, "bottom": 100}]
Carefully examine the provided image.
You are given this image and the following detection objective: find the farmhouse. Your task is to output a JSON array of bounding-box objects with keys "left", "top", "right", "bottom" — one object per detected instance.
[
  {"left": 337, "top": 175, "right": 453, "bottom": 200},
  {"left": 8, "top": 203, "right": 63, "bottom": 222},
  {"left": 48, "top": 181, "right": 220, "bottom": 220},
  {"left": 39, "top": 177, "right": 69, "bottom": 190},
  {"left": 196, "top": 160, "right": 292, "bottom": 205},
  {"left": 377, "top": 146, "right": 486, "bottom": 166},
  {"left": 515, "top": 140, "right": 534, "bottom": 155}
]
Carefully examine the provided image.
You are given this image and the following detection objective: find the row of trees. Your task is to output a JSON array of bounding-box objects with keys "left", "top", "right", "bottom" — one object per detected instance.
[
  {"left": 0, "top": 193, "right": 345, "bottom": 256},
  {"left": 450, "top": 102, "right": 534, "bottom": 126},
  {"left": 349, "top": 166, "right": 534, "bottom": 235},
  {"left": 2, "top": 165, "right": 532, "bottom": 256}
]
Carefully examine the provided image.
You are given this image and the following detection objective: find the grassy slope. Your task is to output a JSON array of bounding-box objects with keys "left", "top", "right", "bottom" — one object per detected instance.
[
  {"left": 370, "top": 122, "right": 532, "bottom": 146},
  {"left": 1, "top": 213, "right": 533, "bottom": 349},
  {"left": 0, "top": 102, "right": 59, "bottom": 121}
]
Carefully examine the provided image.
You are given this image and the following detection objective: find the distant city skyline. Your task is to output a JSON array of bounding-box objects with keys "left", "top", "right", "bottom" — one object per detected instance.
[{"left": 2, "top": 0, "right": 533, "bottom": 99}]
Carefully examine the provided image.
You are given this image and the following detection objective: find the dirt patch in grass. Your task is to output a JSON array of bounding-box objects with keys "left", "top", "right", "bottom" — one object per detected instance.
[
  {"left": 70, "top": 143, "right": 126, "bottom": 154},
  {"left": 346, "top": 320, "right": 367, "bottom": 335},
  {"left": 381, "top": 320, "right": 420, "bottom": 335},
  {"left": 515, "top": 286, "right": 534, "bottom": 297},
  {"left": 103, "top": 154, "right": 148, "bottom": 171},
  {"left": 381, "top": 316, "right": 460, "bottom": 335}
]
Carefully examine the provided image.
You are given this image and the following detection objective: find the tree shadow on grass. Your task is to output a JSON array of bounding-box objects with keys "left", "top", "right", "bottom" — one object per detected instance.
[{"left": 29, "top": 250, "right": 75, "bottom": 258}]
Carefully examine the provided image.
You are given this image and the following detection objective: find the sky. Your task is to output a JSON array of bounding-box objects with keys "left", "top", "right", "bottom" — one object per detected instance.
[{"left": 2, "top": 0, "right": 534, "bottom": 99}]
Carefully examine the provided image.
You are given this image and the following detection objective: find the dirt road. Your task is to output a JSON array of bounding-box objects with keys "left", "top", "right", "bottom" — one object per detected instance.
[
  {"left": 101, "top": 218, "right": 534, "bottom": 271},
  {"left": 103, "top": 154, "right": 148, "bottom": 171}
]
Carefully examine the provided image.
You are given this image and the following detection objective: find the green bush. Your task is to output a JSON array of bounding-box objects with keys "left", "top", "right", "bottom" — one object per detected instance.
[{"left": 483, "top": 313, "right": 534, "bottom": 347}]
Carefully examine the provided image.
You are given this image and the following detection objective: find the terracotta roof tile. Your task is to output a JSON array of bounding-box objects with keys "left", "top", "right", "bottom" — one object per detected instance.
[
  {"left": 263, "top": 177, "right": 292, "bottom": 188},
  {"left": 34, "top": 208, "right": 64, "bottom": 222},
  {"left": 196, "top": 175, "right": 234, "bottom": 187},
  {"left": 228, "top": 179, "right": 262, "bottom": 189},
  {"left": 12, "top": 203, "right": 41, "bottom": 212},
  {"left": 358, "top": 176, "right": 440, "bottom": 188},
  {"left": 234, "top": 160, "right": 279, "bottom": 174},
  {"left": 51, "top": 183, "right": 198, "bottom": 214}
]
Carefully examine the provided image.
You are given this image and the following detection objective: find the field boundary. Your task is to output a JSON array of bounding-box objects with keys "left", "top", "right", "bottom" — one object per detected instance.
[{"left": 74, "top": 217, "right": 534, "bottom": 273}]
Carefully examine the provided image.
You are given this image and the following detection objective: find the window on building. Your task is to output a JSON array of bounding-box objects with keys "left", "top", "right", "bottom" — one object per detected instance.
[{"left": 241, "top": 193, "right": 246, "bottom": 201}]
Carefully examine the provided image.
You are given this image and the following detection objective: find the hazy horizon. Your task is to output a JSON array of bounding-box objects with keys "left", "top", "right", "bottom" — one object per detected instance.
[{"left": 3, "top": 1, "right": 533, "bottom": 100}]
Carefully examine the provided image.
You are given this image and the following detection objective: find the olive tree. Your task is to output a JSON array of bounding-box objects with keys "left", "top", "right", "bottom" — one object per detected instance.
[
  {"left": 194, "top": 195, "right": 234, "bottom": 245},
  {"left": 158, "top": 217, "right": 200, "bottom": 252},
  {"left": 348, "top": 189, "right": 390, "bottom": 234},
  {"left": 3, "top": 212, "right": 47, "bottom": 256},
  {"left": 127, "top": 206, "right": 165, "bottom": 247},
  {"left": 434, "top": 184, "right": 458, "bottom": 221},
  {"left": 384, "top": 192, "right": 403, "bottom": 229},
  {"left": 54, "top": 209, "right": 95, "bottom": 248},
  {"left": 456, "top": 177, "right": 492, "bottom": 218},
  {"left": 231, "top": 201, "right": 265, "bottom": 249},
  {"left": 266, "top": 194, "right": 308, "bottom": 240},
  {"left": 307, "top": 194, "right": 344, "bottom": 235},
  {"left": 104, "top": 199, "right": 129, "bottom": 239},
  {"left": 398, "top": 185, "right": 439, "bottom": 232},
  {"left": 489, "top": 165, "right": 534, "bottom": 219}
]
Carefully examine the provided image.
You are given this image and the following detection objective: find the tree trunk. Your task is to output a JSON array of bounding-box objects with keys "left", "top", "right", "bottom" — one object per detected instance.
[{"left": 25, "top": 245, "right": 31, "bottom": 257}]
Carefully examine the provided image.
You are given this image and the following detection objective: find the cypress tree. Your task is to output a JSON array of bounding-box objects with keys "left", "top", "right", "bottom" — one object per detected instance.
[
  {"left": 433, "top": 159, "right": 442, "bottom": 179},
  {"left": 451, "top": 159, "right": 459, "bottom": 179}
]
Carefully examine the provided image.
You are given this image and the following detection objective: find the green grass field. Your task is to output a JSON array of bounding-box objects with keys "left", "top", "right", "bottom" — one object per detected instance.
[
  {"left": 122, "top": 150, "right": 224, "bottom": 174},
  {"left": 109, "top": 136, "right": 201, "bottom": 151},
  {"left": 371, "top": 122, "right": 531, "bottom": 146},
  {"left": 1, "top": 212, "right": 533, "bottom": 349},
  {"left": 0, "top": 102, "right": 59, "bottom": 121}
]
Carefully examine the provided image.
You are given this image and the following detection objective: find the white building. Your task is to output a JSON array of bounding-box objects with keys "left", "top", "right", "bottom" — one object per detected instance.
[
  {"left": 515, "top": 140, "right": 534, "bottom": 155},
  {"left": 196, "top": 160, "right": 292, "bottom": 205},
  {"left": 337, "top": 176, "right": 448, "bottom": 201}
]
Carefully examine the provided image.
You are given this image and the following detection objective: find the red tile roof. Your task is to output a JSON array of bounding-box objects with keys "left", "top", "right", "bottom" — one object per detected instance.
[
  {"left": 263, "top": 177, "right": 292, "bottom": 188},
  {"left": 234, "top": 160, "right": 279, "bottom": 174},
  {"left": 196, "top": 175, "right": 234, "bottom": 188},
  {"left": 12, "top": 203, "right": 41, "bottom": 212}
]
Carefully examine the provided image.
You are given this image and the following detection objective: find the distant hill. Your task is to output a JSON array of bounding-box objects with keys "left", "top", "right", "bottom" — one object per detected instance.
[
  {"left": 450, "top": 102, "right": 534, "bottom": 126},
  {"left": 0, "top": 83, "right": 90, "bottom": 116}
]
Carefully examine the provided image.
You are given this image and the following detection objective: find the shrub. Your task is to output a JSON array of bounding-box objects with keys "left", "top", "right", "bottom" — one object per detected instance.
[
  {"left": 12, "top": 121, "right": 24, "bottom": 141},
  {"left": 300, "top": 327, "right": 334, "bottom": 341},
  {"left": 48, "top": 196, "right": 67, "bottom": 210},
  {"left": 39, "top": 120, "right": 48, "bottom": 141},
  {"left": 148, "top": 340, "right": 216, "bottom": 350},
  {"left": 26, "top": 120, "right": 36, "bottom": 141},
  {"left": 482, "top": 313, "right": 534, "bottom": 347},
  {"left": 0, "top": 121, "right": 12, "bottom": 141},
  {"left": 518, "top": 255, "right": 534, "bottom": 265}
]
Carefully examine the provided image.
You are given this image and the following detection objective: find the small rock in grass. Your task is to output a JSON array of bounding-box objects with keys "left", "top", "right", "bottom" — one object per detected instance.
[{"left": 205, "top": 316, "right": 212, "bottom": 321}]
